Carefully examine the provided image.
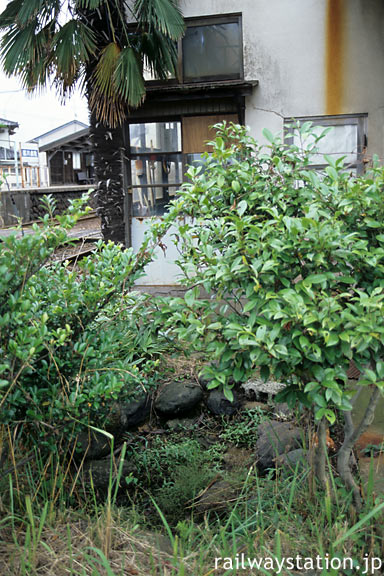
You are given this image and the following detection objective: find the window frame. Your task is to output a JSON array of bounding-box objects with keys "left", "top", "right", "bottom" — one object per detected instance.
[
  {"left": 284, "top": 114, "right": 368, "bottom": 175},
  {"left": 127, "top": 120, "right": 185, "bottom": 217},
  {"left": 144, "top": 13, "right": 244, "bottom": 87},
  {"left": 179, "top": 13, "right": 244, "bottom": 84}
]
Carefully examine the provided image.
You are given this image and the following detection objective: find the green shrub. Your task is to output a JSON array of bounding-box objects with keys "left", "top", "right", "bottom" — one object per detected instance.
[
  {"left": 0, "top": 195, "right": 173, "bottom": 448},
  {"left": 162, "top": 121, "right": 384, "bottom": 502}
]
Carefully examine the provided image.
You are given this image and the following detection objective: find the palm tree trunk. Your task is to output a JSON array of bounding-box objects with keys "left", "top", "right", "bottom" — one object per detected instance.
[{"left": 90, "top": 111, "right": 126, "bottom": 244}]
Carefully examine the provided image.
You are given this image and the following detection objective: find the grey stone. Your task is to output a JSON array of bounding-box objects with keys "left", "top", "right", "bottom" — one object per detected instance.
[
  {"left": 273, "top": 402, "right": 294, "bottom": 421},
  {"left": 155, "top": 380, "right": 203, "bottom": 416},
  {"left": 242, "top": 378, "right": 286, "bottom": 400},
  {"left": 193, "top": 480, "right": 240, "bottom": 516},
  {"left": 255, "top": 420, "right": 303, "bottom": 472},
  {"left": 166, "top": 417, "right": 196, "bottom": 431},
  {"left": 74, "top": 429, "right": 113, "bottom": 461},
  {"left": 105, "top": 394, "right": 151, "bottom": 433},
  {"left": 122, "top": 395, "right": 152, "bottom": 428},
  {"left": 80, "top": 456, "right": 135, "bottom": 493},
  {"left": 276, "top": 448, "right": 308, "bottom": 471},
  {"left": 206, "top": 389, "right": 240, "bottom": 416}
]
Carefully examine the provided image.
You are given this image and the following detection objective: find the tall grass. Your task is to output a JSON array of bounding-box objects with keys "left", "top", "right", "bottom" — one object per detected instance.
[{"left": 0, "top": 430, "right": 383, "bottom": 576}]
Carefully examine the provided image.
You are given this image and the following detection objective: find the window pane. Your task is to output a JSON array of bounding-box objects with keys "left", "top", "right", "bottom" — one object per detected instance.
[
  {"left": 131, "top": 154, "right": 183, "bottom": 187},
  {"left": 293, "top": 124, "right": 359, "bottom": 166},
  {"left": 129, "top": 122, "right": 182, "bottom": 153},
  {"left": 132, "top": 186, "right": 179, "bottom": 217},
  {"left": 183, "top": 22, "right": 242, "bottom": 80}
]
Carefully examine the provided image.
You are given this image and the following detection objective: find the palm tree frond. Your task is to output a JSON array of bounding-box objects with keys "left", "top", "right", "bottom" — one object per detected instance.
[
  {"left": 92, "top": 41, "right": 120, "bottom": 98},
  {"left": 0, "top": 0, "right": 60, "bottom": 28},
  {"left": 0, "top": 0, "right": 24, "bottom": 28},
  {"left": 52, "top": 19, "right": 97, "bottom": 90},
  {"left": 114, "top": 45, "right": 145, "bottom": 108},
  {"left": 75, "top": 0, "right": 106, "bottom": 9},
  {"left": 88, "top": 41, "right": 125, "bottom": 127},
  {"left": 1, "top": 22, "right": 54, "bottom": 89},
  {"left": 1, "top": 22, "right": 37, "bottom": 74},
  {"left": 134, "top": 0, "right": 185, "bottom": 40},
  {"left": 139, "top": 29, "right": 177, "bottom": 80}
]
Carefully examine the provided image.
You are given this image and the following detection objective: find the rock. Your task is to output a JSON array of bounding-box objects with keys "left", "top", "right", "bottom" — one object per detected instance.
[
  {"left": 198, "top": 375, "right": 211, "bottom": 390},
  {"left": 206, "top": 388, "right": 240, "bottom": 416},
  {"left": 242, "top": 378, "right": 286, "bottom": 400},
  {"left": 255, "top": 420, "right": 303, "bottom": 472},
  {"left": 273, "top": 402, "right": 293, "bottom": 421},
  {"left": 166, "top": 417, "right": 196, "bottom": 431},
  {"left": 105, "top": 394, "right": 152, "bottom": 433},
  {"left": 276, "top": 448, "right": 308, "bottom": 471},
  {"left": 74, "top": 429, "right": 113, "bottom": 461},
  {"left": 223, "top": 446, "right": 253, "bottom": 471},
  {"left": 193, "top": 480, "right": 240, "bottom": 515},
  {"left": 243, "top": 400, "right": 270, "bottom": 412},
  {"left": 80, "top": 455, "right": 135, "bottom": 493},
  {"left": 155, "top": 380, "right": 203, "bottom": 416},
  {"left": 122, "top": 395, "right": 152, "bottom": 428}
]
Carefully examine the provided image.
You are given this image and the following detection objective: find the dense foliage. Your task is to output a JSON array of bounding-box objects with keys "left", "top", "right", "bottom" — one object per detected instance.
[
  {"left": 0, "top": 195, "right": 171, "bottom": 446},
  {"left": 168, "top": 122, "right": 384, "bottom": 413},
  {"left": 162, "top": 122, "right": 384, "bottom": 499}
]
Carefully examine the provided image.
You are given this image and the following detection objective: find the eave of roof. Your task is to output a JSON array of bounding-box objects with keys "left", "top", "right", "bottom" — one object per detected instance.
[
  {"left": 0, "top": 117, "right": 19, "bottom": 134},
  {"left": 144, "top": 79, "right": 258, "bottom": 101},
  {"left": 33, "top": 120, "right": 89, "bottom": 142},
  {"left": 39, "top": 127, "right": 91, "bottom": 152}
]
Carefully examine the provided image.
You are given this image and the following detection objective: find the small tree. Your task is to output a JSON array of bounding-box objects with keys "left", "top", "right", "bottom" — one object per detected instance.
[{"left": 166, "top": 122, "right": 384, "bottom": 506}]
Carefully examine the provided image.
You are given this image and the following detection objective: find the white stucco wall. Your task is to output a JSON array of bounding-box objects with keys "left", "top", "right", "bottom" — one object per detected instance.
[{"left": 178, "top": 0, "right": 384, "bottom": 154}]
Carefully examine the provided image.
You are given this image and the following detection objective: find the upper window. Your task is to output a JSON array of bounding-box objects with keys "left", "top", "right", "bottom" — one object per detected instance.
[
  {"left": 144, "top": 14, "right": 243, "bottom": 85},
  {"left": 284, "top": 114, "right": 367, "bottom": 174},
  {"left": 182, "top": 16, "right": 243, "bottom": 82}
]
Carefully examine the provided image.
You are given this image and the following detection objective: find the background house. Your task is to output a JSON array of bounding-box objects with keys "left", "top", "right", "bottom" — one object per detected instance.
[
  {"left": 0, "top": 117, "right": 40, "bottom": 190},
  {"left": 31, "top": 120, "right": 94, "bottom": 186},
  {"left": 122, "top": 0, "right": 384, "bottom": 287},
  {"left": 0, "top": 117, "right": 18, "bottom": 180}
]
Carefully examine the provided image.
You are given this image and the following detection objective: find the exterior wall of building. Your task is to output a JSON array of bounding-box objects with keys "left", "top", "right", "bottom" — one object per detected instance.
[
  {"left": 178, "top": 0, "right": 384, "bottom": 157},
  {"left": 133, "top": 0, "right": 384, "bottom": 287}
]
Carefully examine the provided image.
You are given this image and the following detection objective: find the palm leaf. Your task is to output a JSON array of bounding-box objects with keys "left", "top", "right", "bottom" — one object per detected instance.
[
  {"left": 92, "top": 41, "right": 120, "bottom": 98},
  {"left": 114, "top": 45, "right": 145, "bottom": 108},
  {"left": 16, "top": 0, "right": 59, "bottom": 27},
  {"left": 89, "top": 41, "right": 127, "bottom": 127},
  {"left": 139, "top": 29, "right": 177, "bottom": 80},
  {"left": 52, "top": 19, "right": 97, "bottom": 90},
  {"left": 1, "top": 22, "right": 54, "bottom": 89},
  {"left": 134, "top": 0, "right": 185, "bottom": 40},
  {"left": 1, "top": 22, "right": 38, "bottom": 74},
  {"left": 0, "top": 0, "right": 24, "bottom": 28},
  {"left": 0, "top": 0, "right": 60, "bottom": 28},
  {"left": 75, "top": 0, "right": 106, "bottom": 9}
]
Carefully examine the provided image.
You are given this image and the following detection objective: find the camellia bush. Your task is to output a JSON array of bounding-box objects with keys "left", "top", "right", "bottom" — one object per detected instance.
[{"left": 164, "top": 122, "right": 384, "bottom": 505}]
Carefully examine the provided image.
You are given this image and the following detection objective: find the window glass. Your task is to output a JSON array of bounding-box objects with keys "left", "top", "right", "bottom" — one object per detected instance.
[
  {"left": 131, "top": 154, "right": 183, "bottom": 187},
  {"left": 129, "top": 122, "right": 182, "bottom": 153},
  {"left": 286, "top": 115, "right": 366, "bottom": 173},
  {"left": 183, "top": 22, "right": 242, "bottom": 80},
  {"left": 132, "top": 186, "right": 178, "bottom": 217},
  {"left": 293, "top": 124, "right": 359, "bottom": 166},
  {"left": 73, "top": 151, "right": 81, "bottom": 170}
]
